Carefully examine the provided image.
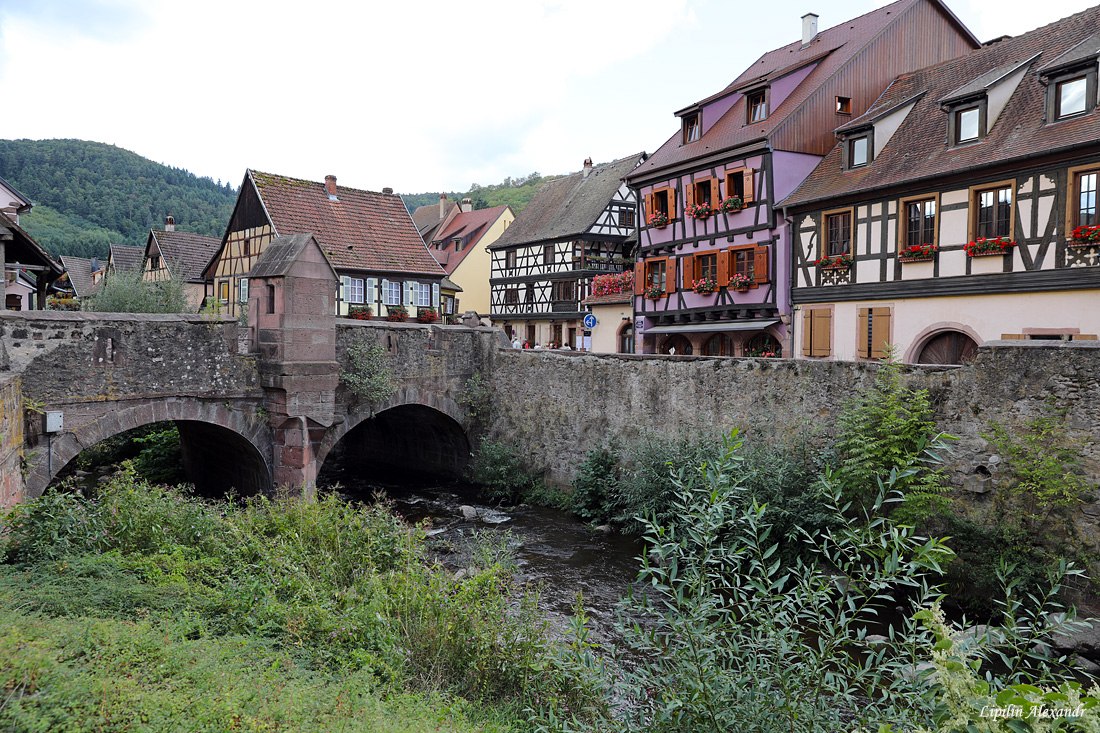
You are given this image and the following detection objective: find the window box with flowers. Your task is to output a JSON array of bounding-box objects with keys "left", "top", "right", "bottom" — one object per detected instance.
[
  {"left": 898, "top": 243, "right": 938, "bottom": 263},
  {"left": 347, "top": 305, "right": 373, "bottom": 320},
  {"left": 1069, "top": 225, "right": 1100, "bottom": 248},
  {"left": 718, "top": 196, "right": 743, "bottom": 214},
  {"left": 416, "top": 307, "right": 439, "bottom": 324},
  {"left": 644, "top": 284, "right": 663, "bottom": 300},
  {"left": 592, "top": 270, "right": 633, "bottom": 296},
  {"left": 815, "top": 253, "right": 853, "bottom": 270},
  {"left": 685, "top": 202, "right": 712, "bottom": 220},
  {"left": 730, "top": 273, "right": 753, "bottom": 292},
  {"left": 648, "top": 211, "right": 669, "bottom": 229},
  {"left": 965, "top": 236, "right": 1016, "bottom": 257},
  {"left": 692, "top": 276, "right": 717, "bottom": 295},
  {"left": 386, "top": 304, "right": 409, "bottom": 322}
]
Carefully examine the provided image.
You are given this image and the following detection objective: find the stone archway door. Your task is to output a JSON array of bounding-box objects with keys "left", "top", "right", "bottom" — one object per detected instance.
[{"left": 916, "top": 331, "right": 978, "bottom": 365}]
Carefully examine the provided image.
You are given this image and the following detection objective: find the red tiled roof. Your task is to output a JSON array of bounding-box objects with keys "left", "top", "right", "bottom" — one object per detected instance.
[
  {"left": 149, "top": 229, "right": 221, "bottom": 282},
  {"left": 783, "top": 5, "right": 1100, "bottom": 208},
  {"left": 250, "top": 170, "right": 444, "bottom": 277},
  {"left": 429, "top": 206, "right": 510, "bottom": 274},
  {"left": 412, "top": 198, "right": 458, "bottom": 240},
  {"left": 627, "top": 0, "right": 968, "bottom": 182}
]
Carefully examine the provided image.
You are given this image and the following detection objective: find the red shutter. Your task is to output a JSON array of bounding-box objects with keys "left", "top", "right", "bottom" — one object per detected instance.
[
  {"left": 634, "top": 260, "right": 645, "bottom": 295},
  {"left": 754, "top": 246, "right": 769, "bottom": 285},
  {"left": 870, "top": 307, "right": 892, "bottom": 359},
  {"left": 717, "top": 251, "right": 729, "bottom": 287},
  {"left": 742, "top": 168, "right": 755, "bottom": 204}
]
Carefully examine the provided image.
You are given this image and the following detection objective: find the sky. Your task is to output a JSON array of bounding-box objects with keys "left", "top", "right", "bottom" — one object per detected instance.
[{"left": 0, "top": 0, "right": 1093, "bottom": 196}]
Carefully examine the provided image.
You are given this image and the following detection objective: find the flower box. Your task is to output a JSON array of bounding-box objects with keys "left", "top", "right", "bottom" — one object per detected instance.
[
  {"left": 718, "top": 196, "right": 743, "bottom": 214},
  {"left": 815, "top": 253, "right": 853, "bottom": 270},
  {"left": 685, "top": 202, "right": 712, "bottom": 220},
  {"left": 692, "top": 277, "right": 717, "bottom": 295},
  {"left": 898, "top": 243, "right": 937, "bottom": 263},
  {"left": 386, "top": 305, "right": 409, "bottom": 322},
  {"left": 648, "top": 212, "right": 669, "bottom": 228},
  {"left": 347, "top": 305, "right": 373, "bottom": 320},
  {"left": 730, "top": 273, "right": 752, "bottom": 291},
  {"left": 1068, "top": 225, "right": 1100, "bottom": 247},
  {"left": 644, "top": 285, "right": 663, "bottom": 300},
  {"left": 965, "top": 237, "right": 1015, "bottom": 257},
  {"left": 416, "top": 307, "right": 439, "bottom": 324}
]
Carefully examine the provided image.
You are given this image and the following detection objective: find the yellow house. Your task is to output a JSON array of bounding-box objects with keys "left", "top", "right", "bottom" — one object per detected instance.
[{"left": 426, "top": 201, "right": 514, "bottom": 318}]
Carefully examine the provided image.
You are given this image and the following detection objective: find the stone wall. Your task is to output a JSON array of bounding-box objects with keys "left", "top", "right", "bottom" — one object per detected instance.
[
  {"left": 486, "top": 340, "right": 1100, "bottom": 491},
  {"left": 0, "top": 374, "right": 22, "bottom": 508}
]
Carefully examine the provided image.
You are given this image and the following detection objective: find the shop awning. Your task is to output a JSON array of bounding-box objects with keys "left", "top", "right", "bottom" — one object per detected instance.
[{"left": 643, "top": 319, "right": 779, "bottom": 335}]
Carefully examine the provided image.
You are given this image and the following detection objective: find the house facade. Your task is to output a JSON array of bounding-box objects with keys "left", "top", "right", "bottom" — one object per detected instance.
[
  {"left": 428, "top": 201, "right": 514, "bottom": 317},
  {"left": 783, "top": 7, "right": 1100, "bottom": 363},
  {"left": 202, "top": 171, "right": 445, "bottom": 319},
  {"left": 1, "top": 177, "right": 64, "bottom": 309},
  {"left": 489, "top": 155, "right": 645, "bottom": 348},
  {"left": 143, "top": 216, "right": 221, "bottom": 311},
  {"left": 625, "top": 0, "right": 979, "bottom": 357}
]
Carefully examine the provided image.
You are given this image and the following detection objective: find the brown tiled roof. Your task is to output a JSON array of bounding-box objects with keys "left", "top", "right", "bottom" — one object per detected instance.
[
  {"left": 412, "top": 198, "right": 458, "bottom": 240},
  {"left": 627, "top": 0, "right": 975, "bottom": 182},
  {"left": 60, "top": 256, "right": 98, "bottom": 297},
  {"left": 150, "top": 229, "right": 221, "bottom": 282},
  {"left": 429, "top": 205, "right": 510, "bottom": 274},
  {"left": 490, "top": 154, "right": 645, "bottom": 249},
  {"left": 1, "top": 216, "right": 63, "bottom": 278},
  {"left": 108, "top": 244, "right": 144, "bottom": 274},
  {"left": 783, "top": 5, "right": 1100, "bottom": 208},
  {"left": 250, "top": 171, "right": 444, "bottom": 277},
  {"left": 582, "top": 292, "right": 632, "bottom": 306}
]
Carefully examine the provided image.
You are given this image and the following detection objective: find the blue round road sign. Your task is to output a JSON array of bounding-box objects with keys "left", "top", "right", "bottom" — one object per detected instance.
[{"left": 583, "top": 314, "right": 597, "bottom": 329}]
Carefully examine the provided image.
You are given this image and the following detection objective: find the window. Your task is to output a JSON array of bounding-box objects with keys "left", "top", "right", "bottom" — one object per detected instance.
[
  {"left": 723, "top": 168, "right": 754, "bottom": 205},
  {"left": 342, "top": 276, "right": 364, "bottom": 304},
  {"left": 219, "top": 281, "right": 229, "bottom": 303},
  {"left": 849, "top": 136, "right": 869, "bottom": 168},
  {"left": 691, "top": 178, "right": 715, "bottom": 208},
  {"left": 646, "top": 259, "right": 667, "bottom": 292},
  {"left": 505, "top": 249, "right": 517, "bottom": 269},
  {"left": 697, "top": 253, "right": 718, "bottom": 281},
  {"left": 551, "top": 280, "right": 576, "bottom": 301},
  {"left": 618, "top": 323, "right": 635, "bottom": 354},
  {"left": 418, "top": 283, "right": 431, "bottom": 307},
  {"left": 543, "top": 244, "right": 554, "bottom": 266},
  {"left": 731, "top": 248, "right": 754, "bottom": 280},
  {"left": 703, "top": 334, "right": 734, "bottom": 356},
  {"left": 238, "top": 278, "right": 249, "bottom": 303},
  {"left": 1057, "top": 77, "right": 1088, "bottom": 119},
  {"left": 857, "top": 307, "right": 892, "bottom": 360},
  {"left": 268, "top": 283, "right": 276, "bottom": 314},
  {"left": 618, "top": 209, "right": 636, "bottom": 228},
  {"left": 683, "top": 113, "right": 700, "bottom": 143},
  {"left": 972, "top": 183, "right": 1013, "bottom": 240},
  {"left": 748, "top": 90, "right": 767, "bottom": 122},
  {"left": 956, "top": 107, "right": 980, "bottom": 143},
  {"left": 453, "top": 237, "right": 464, "bottom": 251},
  {"left": 383, "top": 280, "right": 401, "bottom": 305},
  {"left": 443, "top": 296, "right": 455, "bottom": 314},
  {"left": 903, "top": 197, "right": 937, "bottom": 248},
  {"left": 1071, "top": 167, "right": 1098, "bottom": 229},
  {"left": 652, "top": 189, "right": 670, "bottom": 218},
  {"left": 504, "top": 288, "right": 519, "bottom": 305},
  {"left": 801, "top": 308, "right": 832, "bottom": 357},
  {"left": 836, "top": 96, "right": 852, "bottom": 115},
  {"left": 824, "top": 210, "right": 852, "bottom": 256},
  {"left": 149, "top": 254, "right": 160, "bottom": 270},
  {"left": 745, "top": 333, "right": 782, "bottom": 358}
]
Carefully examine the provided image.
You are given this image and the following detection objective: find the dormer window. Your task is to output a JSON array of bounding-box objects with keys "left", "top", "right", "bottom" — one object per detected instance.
[
  {"left": 453, "top": 237, "right": 464, "bottom": 251},
  {"left": 683, "top": 113, "right": 700, "bottom": 143},
  {"left": 957, "top": 108, "right": 980, "bottom": 142},
  {"left": 849, "top": 136, "right": 869, "bottom": 167},
  {"left": 841, "top": 129, "right": 873, "bottom": 170},
  {"left": 1040, "top": 38, "right": 1098, "bottom": 124},
  {"left": 1057, "top": 76, "right": 1088, "bottom": 118},
  {"left": 946, "top": 101, "right": 986, "bottom": 146},
  {"left": 748, "top": 90, "right": 767, "bottom": 123}
]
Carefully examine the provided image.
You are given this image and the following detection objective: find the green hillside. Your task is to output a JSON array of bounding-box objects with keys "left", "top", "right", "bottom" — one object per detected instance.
[
  {"left": 0, "top": 139, "right": 237, "bottom": 260},
  {"left": 402, "top": 172, "right": 561, "bottom": 217}
]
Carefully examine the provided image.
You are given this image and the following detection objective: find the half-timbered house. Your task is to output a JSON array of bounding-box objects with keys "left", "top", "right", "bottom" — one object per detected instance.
[
  {"left": 202, "top": 171, "right": 445, "bottom": 319},
  {"left": 428, "top": 202, "right": 514, "bottom": 317},
  {"left": 783, "top": 6, "right": 1100, "bottom": 363},
  {"left": 142, "top": 216, "right": 221, "bottom": 311},
  {"left": 488, "top": 154, "right": 645, "bottom": 348},
  {"left": 625, "top": 0, "right": 979, "bottom": 356}
]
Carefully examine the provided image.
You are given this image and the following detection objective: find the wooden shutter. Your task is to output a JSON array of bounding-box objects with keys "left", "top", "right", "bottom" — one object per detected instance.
[
  {"left": 717, "top": 250, "right": 729, "bottom": 287},
  {"left": 857, "top": 308, "right": 871, "bottom": 358},
  {"left": 381, "top": 279, "right": 390, "bottom": 304},
  {"left": 634, "top": 261, "right": 645, "bottom": 295},
  {"left": 668, "top": 187, "right": 677, "bottom": 220},
  {"left": 432, "top": 283, "right": 440, "bottom": 309},
  {"left": 801, "top": 309, "right": 813, "bottom": 356},
  {"left": 682, "top": 255, "right": 695, "bottom": 289},
  {"left": 753, "top": 246, "right": 769, "bottom": 284},
  {"left": 644, "top": 193, "right": 653, "bottom": 221},
  {"left": 742, "top": 168, "right": 755, "bottom": 204},
  {"left": 710, "top": 178, "right": 721, "bottom": 207},
  {"left": 404, "top": 281, "right": 416, "bottom": 306},
  {"left": 685, "top": 181, "right": 695, "bottom": 210},
  {"left": 870, "top": 307, "right": 891, "bottom": 359},
  {"left": 665, "top": 258, "right": 677, "bottom": 295},
  {"left": 807, "top": 309, "right": 831, "bottom": 357},
  {"left": 365, "top": 278, "right": 376, "bottom": 305}
]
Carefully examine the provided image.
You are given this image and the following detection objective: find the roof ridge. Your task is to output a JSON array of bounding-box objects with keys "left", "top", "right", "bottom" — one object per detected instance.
[{"left": 250, "top": 169, "right": 395, "bottom": 197}]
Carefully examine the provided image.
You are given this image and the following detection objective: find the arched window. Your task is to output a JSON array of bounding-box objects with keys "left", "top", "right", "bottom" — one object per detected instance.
[
  {"left": 661, "top": 335, "right": 692, "bottom": 355},
  {"left": 703, "top": 333, "right": 734, "bottom": 356},
  {"left": 618, "top": 323, "right": 635, "bottom": 354},
  {"left": 917, "top": 331, "right": 977, "bottom": 365},
  {"left": 744, "top": 333, "right": 782, "bottom": 357}
]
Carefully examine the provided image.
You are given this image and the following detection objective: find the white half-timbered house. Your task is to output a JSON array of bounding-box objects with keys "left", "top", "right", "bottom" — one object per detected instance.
[
  {"left": 783, "top": 7, "right": 1100, "bottom": 363},
  {"left": 488, "top": 154, "right": 645, "bottom": 349}
]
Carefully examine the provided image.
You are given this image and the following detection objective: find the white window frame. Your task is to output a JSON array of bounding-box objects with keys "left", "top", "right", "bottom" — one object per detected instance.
[
  {"left": 238, "top": 278, "right": 249, "bottom": 303},
  {"left": 382, "top": 279, "right": 401, "bottom": 306},
  {"left": 418, "top": 283, "right": 432, "bottom": 307},
  {"left": 342, "top": 276, "right": 364, "bottom": 304}
]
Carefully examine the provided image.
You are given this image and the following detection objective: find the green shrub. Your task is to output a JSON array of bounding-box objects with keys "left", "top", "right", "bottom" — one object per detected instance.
[
  {"left": 570, "top": 442, "right": 621, "bottom": 523},
  {"left": 85, "top": 266, "right": 187, "bottom": 313},
  {"left": 468, "top": 440, "right": 543, "bottom": 504},
  {"left": 341, "top": 339, "right": 398, "bottom": 406},
  {"left": 132, "top": 426, "right": 184, "bottom": 483}
]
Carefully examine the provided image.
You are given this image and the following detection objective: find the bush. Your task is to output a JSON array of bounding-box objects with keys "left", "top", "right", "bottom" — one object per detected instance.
[
  {"left": 468, "top": 441, "right": 544, "bottom": 504},
  {"left": 85, "top": 267, "right": 187, "bottom": 313},
  {"left": 341, "top": 339, "right": 398, "bottom": 406},
  {"left": 571, "top": 442, "right": 621, "bottom": 523},
  {"left": 132, "top": 426, "right": 184, "bottom": 483}
]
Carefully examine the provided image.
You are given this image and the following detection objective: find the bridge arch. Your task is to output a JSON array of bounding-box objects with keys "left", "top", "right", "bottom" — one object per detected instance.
[
  {"left": 25, "top": 397, "right": 273, "bottom": 499},
  {"left": 319, "top": 387, "right": 471, "bottom": 482}
]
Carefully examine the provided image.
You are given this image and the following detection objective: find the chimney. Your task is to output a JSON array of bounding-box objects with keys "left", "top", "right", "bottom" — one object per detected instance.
[
  {"left": 91, "top": 257, "right": 101, "bottom": 272},
  {"left": 165, "top": 214, "right": 175, "bottom": 232},
  {"left": 582, "top": 157, "right": 593, "bottom": 178},
  {"left": 802, "top": 13, "right": 818, "bottom": 46},
  {"left": 324, "top": 175, "right": 339, "bottom": 201},
  {"left": 439, "top": 193, "right": 447, "bottom": 220},
  {"left": 460, "top": 197, "right": 473, "bottom": 213}
]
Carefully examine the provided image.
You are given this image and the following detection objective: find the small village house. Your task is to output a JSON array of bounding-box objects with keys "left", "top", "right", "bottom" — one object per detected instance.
[
  {"left": 0, "top": 175, "right": 63, "bottom": 309},
  {"left": 427, "top": 200, "right": 514, "bottom": 318},
  {"left": 142, "top": 215, "right": 221, "bottom": 311}
]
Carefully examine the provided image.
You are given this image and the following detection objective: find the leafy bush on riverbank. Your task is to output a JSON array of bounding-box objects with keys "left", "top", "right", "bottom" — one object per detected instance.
[{"left": 0, "top": 468, "right": 594, "bottom": 730}]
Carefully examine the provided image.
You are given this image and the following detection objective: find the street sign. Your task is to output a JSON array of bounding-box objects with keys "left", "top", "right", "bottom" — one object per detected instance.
[{"left": 583, "top": 314, "right": 597, "bottom": 329}]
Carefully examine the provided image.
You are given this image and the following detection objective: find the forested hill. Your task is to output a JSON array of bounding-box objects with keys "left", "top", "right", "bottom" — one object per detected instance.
[
  {"left": 0, "top": 139, "right": 237, "bottom": 259},
  {"left": 402, "top": 172, "right": 562, "bottom": 216}
]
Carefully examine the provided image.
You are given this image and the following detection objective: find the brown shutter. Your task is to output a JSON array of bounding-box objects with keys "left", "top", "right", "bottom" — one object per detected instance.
[
  {"left": 812, "top": 309, "right": 832, "bottom": 357},
  {"left": 801, "top": 309, "right": 813, "bottom": 356},
  {"left": 634, "top": 260, "right": 645, "bottom": 295},
  {"left": 666, "top": 258, "right": 677, "bottom": 295},
  {"left": 717, "top": 250, "right": 729, "bottom": 287},
  {"left": 742, "top": 168, "right": 755, "bottom": 204},
  {"left": 668, "top": 186, "right": 677, "bottom": 220},
  {"left": 644, "top": 193, "right": 653, "bottom": 221},
  {"left": 870, "top": 307, "right": 891, "bottom": 358},
  {"left": 685, "top": 181, "right": 695, "bottom": 210},
  {"left": 753, "top": 246, "right": 769, "bottom": 284},
  {"left": 683, "top": 255, "right": 696, "bottom": 289},
  {"left": 857, "top": 308, "right": 870, "bottom": 358},
  {"left": 710, "top": 178, "right": 720, "bottom": 208}
]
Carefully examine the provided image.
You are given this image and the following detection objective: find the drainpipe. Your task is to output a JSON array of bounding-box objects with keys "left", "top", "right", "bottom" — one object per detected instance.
[{"left": 781, "top": 204, "right": 797, "bottom": 360}]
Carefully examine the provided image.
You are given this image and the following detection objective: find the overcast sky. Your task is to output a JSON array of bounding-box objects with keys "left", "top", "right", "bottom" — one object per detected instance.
[{"left": 0, "top": 0, "right": 1092, "bottom": 195}]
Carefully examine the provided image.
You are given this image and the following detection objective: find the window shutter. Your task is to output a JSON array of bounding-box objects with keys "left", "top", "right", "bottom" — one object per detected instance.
[
  {"left": 870, "top": 307, "right": 891, "bottom": 359},
  {"left": 811, "top": 309, "right": 831, "bottom": 357},
  {"left": 857, "top": 308, "right": 871, "bottom": 358},
  {"left": 381, "top": 279, "right": 390, "bottom": 304},
  {"left": 682, "top": 255, "right": 695, "bottom": 290},
  {"left": 340, "top": 276, "right": 348, "bottom": 301},
  {"left": 717, "top": 250, "right": 729, "bottom": 287},
  {"left": 404, "top": 281, "right": 415, "bottom": 306},
  {"left": 685, "top": 181, "right": 695, "bottom": 210},
  {"left": 365, "top": 278, "right": 376, "bottom": 305},
  {"left": 742, "top": 168, "right": 755, "bottom": 204},
  {"left": 753, "top": 246, "right": 769, "bottom": 284},
  {"left": 432, "top": 283, "right": 440, "bottom": 308},
  {"left": 710, "top": 178, "right": 720, "bottom": 207},
  {"left": 668, "top": 187, "right": 677, "bottom": 220},
  {"left": 634, "top": 261, "right": 645, "bottom": 295},
  {"left": 665, "top": 258, "right": 677, "bottom": 295},
  {"left": 801, "top": 309, "right": 813, "bottom": 356},
  {"left": 644, "top": 193, "right": 653, "bottom": 221}
]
